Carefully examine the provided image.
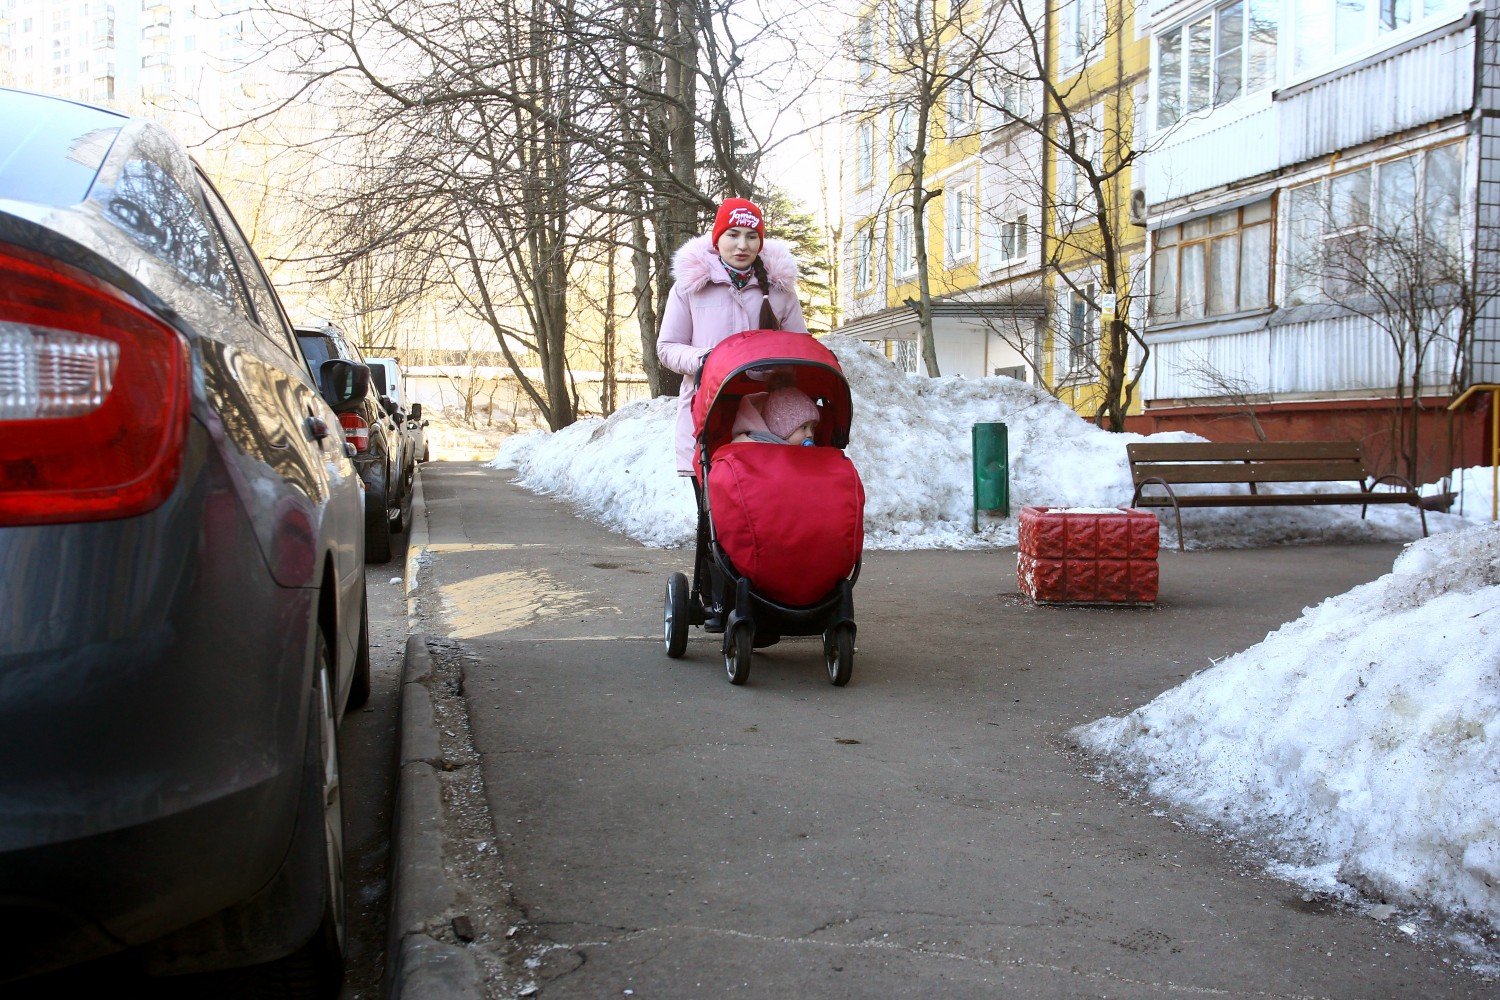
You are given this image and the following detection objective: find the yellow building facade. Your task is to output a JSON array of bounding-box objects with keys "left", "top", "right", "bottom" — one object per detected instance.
[{"left": 1043, "top": 0, "right": 1149, "bottom": 421}]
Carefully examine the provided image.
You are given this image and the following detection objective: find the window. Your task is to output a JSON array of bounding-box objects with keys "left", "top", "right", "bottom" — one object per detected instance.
[
  {"left": 856, "top": 120, "right": 873, "bottom": 186},
  {"left": 1151, "top": 199, "right": 1273, "bottom": 321},
  {"left": 981, "top": 210, "right": 1028, "bottom": 271},
  {"left": 1057, "top": 282, "right": 1097, "bottom": 375},
  {"left": 1002, "top": 215, "right": 1029, "bottom": 261},
  {"left": 855, "top": 226, "right": 875, "bottom": 291},
  {"left": 894, "top": 208, "right": 916, "bottom": 277},
  {"left": 1157, "top": 0, "right": 1277, "bottom": 129},
  {"left": 1000, "top": 79, "right": 1034, "bottom": 121},
  {"left": 946, "top": 67, "right": 977, "bottom": 137},
  {"left": 1292, "top": 0, "right": 1461, "bottom": 76},
  {"left": 1060, "top": 0, "right": 1105, "bottom": 68},
  {"left": 1056, "top": 106, "right": 1101, "bottom": 224},
  {"left": 894, "top": 106, "right": 916, "bottom": 164},
  {"left": 888, "top": 338, "right": 919, "bottom": 373},
  {"left": 945, "top": 182, "right": 975, "bottom": 262},
  {"left": 856, "top": 15, "right": 875, "bottom": 75},
  {"left": 1283, "top": 144, "right": 1465, "bottom": 304},
  {"left": 198, "top": 172, "right": 300, "bottom": 357}
]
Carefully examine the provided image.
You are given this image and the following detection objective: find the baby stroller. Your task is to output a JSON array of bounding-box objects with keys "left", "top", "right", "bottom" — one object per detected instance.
[{"left": 662, "top": 329, "right": 865, "bottom": 686}]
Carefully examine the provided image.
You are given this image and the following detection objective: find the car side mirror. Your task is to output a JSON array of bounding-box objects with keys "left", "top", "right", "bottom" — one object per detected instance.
[
  {"left": 319, "top": 360, "right": 369, "bottom": 414},
  {"left": 409, "top": 403, "right": 422, "bottom": 422}
]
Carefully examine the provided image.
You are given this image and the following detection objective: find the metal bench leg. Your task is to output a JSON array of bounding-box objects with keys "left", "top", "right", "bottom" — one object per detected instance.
[{"left": 1139, "top": 476, "right": 1186, "bottom": 552}]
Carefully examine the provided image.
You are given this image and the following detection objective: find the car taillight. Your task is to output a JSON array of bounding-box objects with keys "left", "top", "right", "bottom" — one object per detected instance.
[
  {"left": 0, "top": 244, "right": 189, "bottom": 526},
  {"left": 339, "top": 412, "right": 370, "bottom": 453}
]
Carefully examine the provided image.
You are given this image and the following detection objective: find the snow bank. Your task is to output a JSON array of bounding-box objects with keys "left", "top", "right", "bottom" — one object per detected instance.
[
  {"left": 493, "top": 336, "right": 1439, "bottom": 549},
  {"left": 1075, "top": 523, "right": 1500, "bottom": 941}
]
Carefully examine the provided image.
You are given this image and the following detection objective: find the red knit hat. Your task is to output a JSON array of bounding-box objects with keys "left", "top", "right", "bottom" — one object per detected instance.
[{"left": 711, "top": 198, "right": 765, "bottom": 245}]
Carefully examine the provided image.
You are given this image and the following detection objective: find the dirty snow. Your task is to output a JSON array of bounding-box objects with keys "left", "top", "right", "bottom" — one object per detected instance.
[
  {"left": 490, "top": 334, "right": 1499, "bottom": 963},
  {"left": 1076, "top": 525, "right": 1500, "bottom": 962}
]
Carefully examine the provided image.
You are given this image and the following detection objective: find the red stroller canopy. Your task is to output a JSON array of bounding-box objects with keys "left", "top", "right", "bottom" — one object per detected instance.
[{"left": 692, "top": 330, "right": 852, "bottom": 469}]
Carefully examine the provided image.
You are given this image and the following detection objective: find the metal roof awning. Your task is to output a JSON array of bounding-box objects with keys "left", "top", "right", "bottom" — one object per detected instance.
[{"left": 834, "top": 296, "right": 1048, "bottom": 340}]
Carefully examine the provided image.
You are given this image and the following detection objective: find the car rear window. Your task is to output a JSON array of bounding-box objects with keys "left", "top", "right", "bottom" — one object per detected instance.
[
  {"left": 297, "top": 333, "right": 335, "bottom": 371},
  {"left": 367, "top": 365, "right": 388, "bottom": 394},
  {"left": 0, "top": 91, "right": 123, "bottom": 206}
]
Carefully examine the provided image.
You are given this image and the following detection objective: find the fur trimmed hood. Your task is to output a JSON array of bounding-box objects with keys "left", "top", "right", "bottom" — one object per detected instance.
[{"left": 671, "top": 235, "right": 798, "bottom": 295}]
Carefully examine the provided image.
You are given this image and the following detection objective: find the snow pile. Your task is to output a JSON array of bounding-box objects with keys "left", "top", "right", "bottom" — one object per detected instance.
[
  {"left": 493, "top": 336, "right": 1438, "bottom": 549},
  {"left": 1075, "top": 523, "right": 1500, "bottom": 941}
]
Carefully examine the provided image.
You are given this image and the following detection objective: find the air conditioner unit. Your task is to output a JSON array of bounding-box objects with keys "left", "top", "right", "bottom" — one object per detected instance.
[{"left": 1128, "top": 188, "right": 1148, "bottom": 227}]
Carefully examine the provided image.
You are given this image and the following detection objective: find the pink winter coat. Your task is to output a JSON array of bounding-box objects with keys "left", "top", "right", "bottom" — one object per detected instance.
[{"left": 657, "top": 235, "right": 809, "bottom": 474}]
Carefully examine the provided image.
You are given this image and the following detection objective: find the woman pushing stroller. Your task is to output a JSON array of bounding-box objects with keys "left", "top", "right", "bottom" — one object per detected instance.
[{"left": 656, "top": 198, "right": 864, "bottom": 686}]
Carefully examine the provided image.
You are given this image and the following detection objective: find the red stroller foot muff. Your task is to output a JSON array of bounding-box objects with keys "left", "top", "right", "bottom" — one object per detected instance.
[{"left": 661, "top": 329, "right": 865, "bottom": 687}]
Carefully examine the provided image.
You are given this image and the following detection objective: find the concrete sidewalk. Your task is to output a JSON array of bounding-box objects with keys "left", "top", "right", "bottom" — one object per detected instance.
[{"left": 389, "top": 462, "right": 1494, "bottom": 998}]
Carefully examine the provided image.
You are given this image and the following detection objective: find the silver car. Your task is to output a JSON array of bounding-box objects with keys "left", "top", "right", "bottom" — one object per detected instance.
[{"left": 0, "top": 89, "right": 368, "bottom": 994}]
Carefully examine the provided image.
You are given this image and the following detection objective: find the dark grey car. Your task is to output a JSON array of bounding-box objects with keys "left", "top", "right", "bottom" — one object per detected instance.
[{"left": 0, "top": 89, "right": 368, "bottom": 994}]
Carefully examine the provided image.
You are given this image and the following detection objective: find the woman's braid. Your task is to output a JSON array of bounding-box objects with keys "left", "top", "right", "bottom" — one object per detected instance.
[{"left": 751, "top": 256, "right": 780, "bottom": 330}]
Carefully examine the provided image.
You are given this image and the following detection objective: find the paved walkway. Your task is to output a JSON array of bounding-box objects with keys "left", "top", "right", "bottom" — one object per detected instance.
[{"left": 394, "top": 461, "right": 1492, "bottom": 998}]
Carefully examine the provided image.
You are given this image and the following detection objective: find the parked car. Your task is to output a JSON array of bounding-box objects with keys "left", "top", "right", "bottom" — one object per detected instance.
[
  {"left": 294, "top": 325, "right": 413, "bottom": 562},
  {"left": 366, "top": 355, "right": 428, "bottom": 463},
  {"left": 0, "top": 89, "right": 369, "bottom": 994}
]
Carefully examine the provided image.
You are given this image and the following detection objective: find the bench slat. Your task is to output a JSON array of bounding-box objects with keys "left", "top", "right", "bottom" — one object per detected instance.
[
  {"left": 1133, "top": 491, "right": 1416, "bottom": 508},
  {"left": 1126, "top": 441, "right": 1364, "bottom": 463},
  {"left": 1131, "top": 461, "right": 1367, "bottom": 485}
]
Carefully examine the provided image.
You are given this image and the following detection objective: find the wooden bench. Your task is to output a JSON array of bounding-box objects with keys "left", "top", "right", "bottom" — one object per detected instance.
[{"left": 1126, "top": 441, "right": 1429, "bottom": 550}]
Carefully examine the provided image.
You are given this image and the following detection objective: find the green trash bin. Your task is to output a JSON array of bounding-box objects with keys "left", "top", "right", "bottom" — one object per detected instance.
[{"left": 972, "top": 422, "right": 1009, "bottom": 529}]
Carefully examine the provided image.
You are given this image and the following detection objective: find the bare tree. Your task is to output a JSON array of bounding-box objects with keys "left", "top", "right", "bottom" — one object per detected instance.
[
  {"left": 1285, "top": 145, "right": 1496, "bottom": 483},
  {"left": 968, "top": 0, "right": 1152, "bottom": 428},
  {"left": 845, "top": 0, "right": 1003, "bottom": 376},
  {"left": 249, "top": 0, "right": 807, "bottom": 425}
]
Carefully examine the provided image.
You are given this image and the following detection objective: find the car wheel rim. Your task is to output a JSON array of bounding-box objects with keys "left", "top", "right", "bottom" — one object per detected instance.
[{"left": 318, "top": 663, "right": 346, "bottom": 950}]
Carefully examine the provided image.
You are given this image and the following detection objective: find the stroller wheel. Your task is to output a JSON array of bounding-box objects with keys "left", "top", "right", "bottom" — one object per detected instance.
[
  {"left": 724, "top": 623, "right": 752, "bottom": 685},
  {"left": 823, "top": 625, "right": 854, "bottom": 687},
  {"left": 664, "top": 573, "right": 690, "bottom": 659}
]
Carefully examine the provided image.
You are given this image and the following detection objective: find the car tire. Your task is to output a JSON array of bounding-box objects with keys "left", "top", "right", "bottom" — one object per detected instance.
[
  {"left": 346, "top": 593, "right": 371, "bottom": 710},
  {"left": 241, "top": 638, "right": 347, "bottom": 997},
  {"left": 364, "top": 476, "right": 393, "bottom": 564}
]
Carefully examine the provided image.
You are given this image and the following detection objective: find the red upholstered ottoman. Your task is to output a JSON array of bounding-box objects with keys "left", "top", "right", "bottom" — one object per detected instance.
[{"left": 1017, "top": 506, "right": 1159, "bottom": 605}]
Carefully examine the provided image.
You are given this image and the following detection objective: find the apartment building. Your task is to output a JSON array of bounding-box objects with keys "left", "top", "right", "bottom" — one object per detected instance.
[
  {"left": 1134, "top": 0, "right": 1499, "bottom": 479},
  {"left": 840, "top": 0, "right": 1046, "bottom": 381},
  {"left": 837, "top": 0, "right": 1147, "bottom": 430},
  {"left": 0, "top": 0, "right": 267, "bottom": 131}
]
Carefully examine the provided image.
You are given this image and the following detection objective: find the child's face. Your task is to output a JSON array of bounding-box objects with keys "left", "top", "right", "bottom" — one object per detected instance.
[{"left": 787, "top": 419, "right": 817, "bottom": 445}]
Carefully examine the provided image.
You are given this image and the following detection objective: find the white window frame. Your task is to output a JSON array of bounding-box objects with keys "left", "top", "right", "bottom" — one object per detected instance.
[
  {"left": 855, "top": 226, "right": 875, "bottom": 292},
  {"left": 945, "top": 64, "right": 978, "bottom": 137},
  {"left": 1055, "top": 281, "right": 1098, "bottom": 377},
  {"left": 1283, "top": 142, "right": 1466, "bottom": 305},
  {"left": 1156, "top": 0, "right": 1279, "bottom": 130},
  {"left": 945, "top": 181, "right": 976, "bottom": 264},
  {"left": 1060, "top": 0, "right": 1106, "bottom": 71},
  {"left": 856, "top": 120, "right": 874, "bottom": 187},
  {"left": 894, "top": 106, "right": 916, "bottom": 165},
  {"left": 856, "top": 15, "right": 876, "bottom": 77},
  {"left": 1290, "top": 0, "right": 1465, "bottom": 80},
  {"left": 1056, "top": 105, "right": 1102, "bottom": 225},
  {"left": 894, "top": 208, "right": 917, "bottom": 278}
]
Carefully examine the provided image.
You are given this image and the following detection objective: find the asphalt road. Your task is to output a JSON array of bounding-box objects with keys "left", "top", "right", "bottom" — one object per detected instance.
[{"left": 408, "top": 461, "right": 1494, "bottom": 998}]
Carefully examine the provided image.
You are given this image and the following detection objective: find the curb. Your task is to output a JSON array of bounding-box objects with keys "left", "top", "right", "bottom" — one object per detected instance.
[{"left": 386, "top": 472, "right": 486, "bottom": 999}]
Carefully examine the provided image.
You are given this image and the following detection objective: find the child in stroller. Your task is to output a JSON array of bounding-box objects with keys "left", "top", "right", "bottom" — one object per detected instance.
[{"left": 662, "top": 329, "right": 865, "bottom": 686}]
